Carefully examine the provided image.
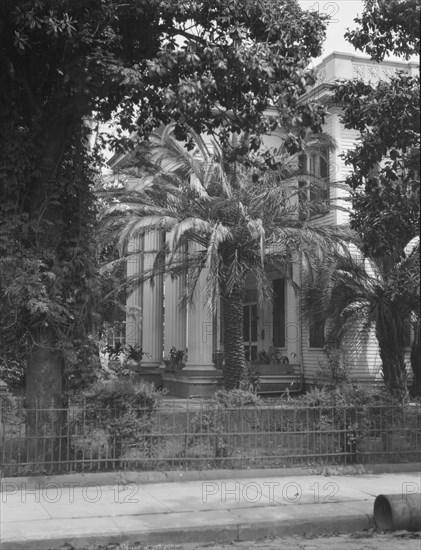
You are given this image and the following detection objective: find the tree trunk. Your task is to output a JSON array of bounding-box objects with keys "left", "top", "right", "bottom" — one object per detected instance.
[
  {"left": 376, "top": 323, "right": 408, "bottom": 399},
  {"left": 26, "top": 115, "right": 74, "bottom": 403},
  {"left": 222, "top": 286, "right": 246, "bottom": 390},
  {"left": 410, "top": 319, "right": 421, "bottom": 396},
  {"left": 24, "top": 115, "right": 75, "bottom": 467},
  {"left": 26, "top": 327, "right": 64, "bottom": 410},
  {"left": 26, "top": 327, "right": 65, "bottom": 469}
]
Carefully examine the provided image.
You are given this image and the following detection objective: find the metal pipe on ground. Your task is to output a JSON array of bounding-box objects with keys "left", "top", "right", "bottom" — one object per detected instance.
[{"left": 374, "top": 494, "right": 421, "bottom": 531}]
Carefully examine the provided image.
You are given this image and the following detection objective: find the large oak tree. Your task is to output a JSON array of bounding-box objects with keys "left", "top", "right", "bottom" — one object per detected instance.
[{"left": 0, "top": 1, "right": 330, "bottom": 410}]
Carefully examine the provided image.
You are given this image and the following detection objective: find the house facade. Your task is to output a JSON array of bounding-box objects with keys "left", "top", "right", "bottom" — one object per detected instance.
[{"left": 108, "top": 52, "right": 418, "bottom": 397}]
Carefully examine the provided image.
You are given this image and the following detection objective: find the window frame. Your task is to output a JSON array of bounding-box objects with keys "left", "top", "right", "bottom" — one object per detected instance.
[{"left": 298, "top": 150, "right": 330, "bottom": 220}]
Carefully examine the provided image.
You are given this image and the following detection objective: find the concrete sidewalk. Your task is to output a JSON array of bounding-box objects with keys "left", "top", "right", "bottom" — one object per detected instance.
[{"left": 1, "top": 466, "right": 420, "bottom": 550}]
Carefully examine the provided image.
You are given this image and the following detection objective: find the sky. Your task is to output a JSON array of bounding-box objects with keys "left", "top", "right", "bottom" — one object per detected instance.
[
  {"left": 299, "top": 0, "right": 418, "bottom": 64},
  {"left": 298, "top": 0, "right": 366, "bottom": 64}
]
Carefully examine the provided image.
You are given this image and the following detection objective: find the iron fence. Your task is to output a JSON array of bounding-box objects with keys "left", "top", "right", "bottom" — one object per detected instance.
[{"left": 1, "top": 399, "right": 420, "bottom": 477}]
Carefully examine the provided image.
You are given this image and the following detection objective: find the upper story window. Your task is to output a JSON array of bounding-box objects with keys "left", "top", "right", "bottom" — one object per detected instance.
[{"left": 298, "top": 151, "right": 330, "bottom": 220}]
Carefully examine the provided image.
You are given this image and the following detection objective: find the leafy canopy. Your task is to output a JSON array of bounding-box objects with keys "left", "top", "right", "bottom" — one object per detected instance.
[
  {"left": 334, "top": 73, "right": 420, "bottom": 260},
  {"left": 1, "top": 0, "right": 331, "bottom": 393},
  {"left": 333, "top": 0, "right": 420, "bottom": 261},
  {"left": 1, "top": 0, "right": 330, "bottom": 156},
  {"left": 345, "top": 0, "right": 420, "bottom": 61}
]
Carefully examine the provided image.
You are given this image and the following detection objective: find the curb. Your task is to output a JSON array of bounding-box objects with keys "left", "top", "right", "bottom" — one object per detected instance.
[
  {"left": 1, "top": 462, "right": 419, "bottom": 491},
  {"left": 0, "top": 502, "right": 374, "bottom": 550}
]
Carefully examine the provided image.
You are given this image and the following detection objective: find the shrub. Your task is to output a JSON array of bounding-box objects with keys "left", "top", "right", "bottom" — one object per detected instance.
[
  {"left": 314, "top": 346, "right": 350, "bottom": 389},
  {"left": 0, "top": 353, "right": 25, "bottom": 391},
  {"left": 70, "top": 379, "right": 165, "bottom": 466},
  {"left": 212, "top": 388, "right": 262, "bottom": 408},
  {"left": 299, "top": 382, "right": 397, "bottom": 409},
  {"left": 185, "top": 389, "right": 262, "bottom": 465},
  {"left": 239, "top": 363, "right": 260, "bottom": 393},
  {"left": 298, "top": 382, "right": 401, "bottom": 462},
  {"left": 0, "top": 386, "right": 18, "bottom": 413},
  {"left": 83, "top": 378, "right": 163, "bottom": 411},
  {"left": 64, "top": 336, "right": 103, "bottom": 394}
]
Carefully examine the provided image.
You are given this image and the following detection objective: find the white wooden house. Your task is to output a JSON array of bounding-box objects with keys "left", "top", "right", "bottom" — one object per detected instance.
[{"left": 108, "top": 52, "right": 418, "bottom": 397}]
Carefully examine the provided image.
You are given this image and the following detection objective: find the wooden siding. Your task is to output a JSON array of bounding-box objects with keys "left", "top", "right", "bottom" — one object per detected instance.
[
  {"left": 336, "top": 124, "right": 360, "bottom": 226},
  {"left": 301, "top": 321, "right": 384, "bottom": 386},
  {"left": 300, "top": 317, "right": 325, "bottom": 382},
  {"left": 341, "top": 325, "right": 382, "bottom": 382}
]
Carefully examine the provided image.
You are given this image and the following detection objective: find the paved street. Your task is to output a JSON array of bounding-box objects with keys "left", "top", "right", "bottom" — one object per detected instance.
[
  {"left": 179, "top": 532, "right": 421, "bottom": 550},
  {"left": 47, "top": 532, "right": 421, "bottom": 550}
]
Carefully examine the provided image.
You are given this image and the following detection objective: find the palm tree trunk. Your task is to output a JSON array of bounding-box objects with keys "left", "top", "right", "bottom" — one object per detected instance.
[
  {"left": 410, "top": 319, "right": 420, "bottom": 396},
  {"left": 222, "top": 286, "right": 246, "bottom": 390},
  {"left": 376, "top": 323, "right": 408, "bottom": 398}
]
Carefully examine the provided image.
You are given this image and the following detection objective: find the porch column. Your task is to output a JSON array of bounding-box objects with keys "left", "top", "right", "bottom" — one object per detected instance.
[
  {"left": 163, "top": 270, "right": 187, "bottom": 357},
  {"left": 141, "top": 231, "right": 164, "bottom": 368},
  {"left": 185, "top": 244, "right": 215, "bottom": 370},
  {"left": 125, "top": 236, "right": 143, "bottom": 346}
]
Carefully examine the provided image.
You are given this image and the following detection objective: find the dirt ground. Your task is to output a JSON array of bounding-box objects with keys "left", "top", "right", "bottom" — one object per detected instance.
[{"left": 53, "top": 530, "right": 421, "bottom": 550}]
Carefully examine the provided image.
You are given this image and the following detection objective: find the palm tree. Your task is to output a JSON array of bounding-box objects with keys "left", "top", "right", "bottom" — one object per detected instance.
[
  {"left": 301, "top": 242, "right": 420, "bottom": 398},
  {"left": 101, "top": 125, "right": 350, "bottom": 390}
]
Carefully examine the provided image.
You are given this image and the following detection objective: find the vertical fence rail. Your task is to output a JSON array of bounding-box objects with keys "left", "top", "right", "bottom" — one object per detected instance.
[{"left": 1, "top": 400, "right": 420, "bottom": 477}]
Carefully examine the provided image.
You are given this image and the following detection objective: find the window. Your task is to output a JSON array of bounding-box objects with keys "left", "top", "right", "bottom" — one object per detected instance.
[
  {"left": 298, "top": 150, "right": 330, "bottom": 220},
  {"left": 273, "top": 279, "right": 286, "bottom": 348},
  {"left": 309, "top": 317, "right": 325, "bottom": 348}
]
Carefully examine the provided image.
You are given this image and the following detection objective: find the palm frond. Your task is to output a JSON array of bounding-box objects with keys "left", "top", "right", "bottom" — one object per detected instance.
[{"left": 100, "top": 124, "right": 356, "bottom": 335}]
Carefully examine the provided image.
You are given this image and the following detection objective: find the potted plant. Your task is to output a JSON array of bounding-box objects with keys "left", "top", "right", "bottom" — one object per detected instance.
[
  {"left": 104, "top": 342, "right": 147, "bottom": 377},
  {"left": 163, "top": 347, "right": 186, "bottom": 372}
]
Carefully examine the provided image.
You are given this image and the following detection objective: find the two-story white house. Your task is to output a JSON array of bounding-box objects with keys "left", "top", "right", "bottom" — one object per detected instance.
[{"left": 107, "top": 52, "right": 418, "bottom": 397}]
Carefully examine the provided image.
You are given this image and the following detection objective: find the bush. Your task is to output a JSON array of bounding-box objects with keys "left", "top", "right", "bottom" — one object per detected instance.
[
  {"left": 184, "top": 389, "right": 262, "bottom": 465},
  {"left": 314, "top": 346, "right": 350, "bottom": 389},
  {"left": 70, "top": 379, "right": 165, "bottom": 466},
  {"left": 297, "top": 382, "right": 401, "bottom": 462},
  {"left": 0, "top": 353, "right": 25, "bottom": 391},
  {"left": 0, "top": 386, "right": 18, "bottom": 413},
  {"left": 211, "top": 388, "right": 262, "bottom": 408},
  {"left": 64, "top": 336, "right": 103, "bottom": 394},
  {"left": 299, "top": 382, "right": 398, "bottom": 409},
  {"left": 83, "top": 378, "right": 163, "bottom": 411}
]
